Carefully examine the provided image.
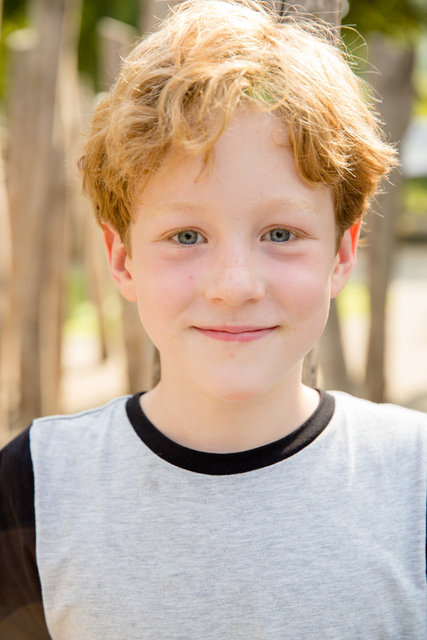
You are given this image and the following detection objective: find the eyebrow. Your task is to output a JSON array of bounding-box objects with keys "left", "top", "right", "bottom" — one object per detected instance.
[
  {"left": 144, "top": 197, "right": 318, "bottom": 218},
  {"left": 146, "top": 202, "right": 203, "bottom": 217},
  {"left": 258, "top": 196, "right": 319, "bottom": 214}
]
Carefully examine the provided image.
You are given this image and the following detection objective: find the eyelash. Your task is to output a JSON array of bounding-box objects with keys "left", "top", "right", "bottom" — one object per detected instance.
[
  {"left": 170, "top": 227, "right": 297, "bottom": 246},
  {"left": 262, "top": 228, "right": 295, "bottom": 243},
  {"left": 171, "top": 230, "right": 205, "bottom": 245}
]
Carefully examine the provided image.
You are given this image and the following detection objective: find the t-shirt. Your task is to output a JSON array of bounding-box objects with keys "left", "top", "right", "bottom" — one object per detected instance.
[{"left": 1, "top": 391, "right": 426, "bottom": 639}]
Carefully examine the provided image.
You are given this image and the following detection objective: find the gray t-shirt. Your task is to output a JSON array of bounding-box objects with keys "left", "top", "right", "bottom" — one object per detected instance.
[{"left": 1, "top": 391, "right": 426, "bottom": 639}]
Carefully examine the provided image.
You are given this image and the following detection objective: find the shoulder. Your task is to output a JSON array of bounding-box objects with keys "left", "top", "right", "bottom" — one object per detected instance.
[
  {"left": 1, "top": 395, "right": 131, "bottom": 496},
  {"left": 30, "top": 395, "right": 130, "bottom": 448},
  {"left": 321, "top": 393, "right": 427, "bottom": 495},
  {"left": 329, "top": 391, "right": 427, "bottom": 460},
  {"left": 28, "top": 396, "right": 134, "bottom": 488},
  {"left": 330, "top": 391, "right": 427, "bottom": 428}
]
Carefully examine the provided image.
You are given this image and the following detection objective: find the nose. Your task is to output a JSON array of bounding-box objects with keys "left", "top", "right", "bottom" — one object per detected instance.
[{"left": 204, "top": 248, "right": 266, "bottom": 306}]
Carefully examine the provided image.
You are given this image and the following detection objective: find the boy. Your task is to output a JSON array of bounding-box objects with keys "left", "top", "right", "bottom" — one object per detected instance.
[{"left": 1, "top": 1, "right": 426, "bottom": 638}]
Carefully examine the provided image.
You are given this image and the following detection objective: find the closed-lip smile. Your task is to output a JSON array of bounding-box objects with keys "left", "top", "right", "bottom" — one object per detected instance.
[{"left": 193, "top": 325, "right": 278, "bottom": 342}]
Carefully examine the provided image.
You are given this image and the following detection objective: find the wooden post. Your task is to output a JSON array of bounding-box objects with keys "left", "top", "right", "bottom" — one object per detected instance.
[
  {"left": 6, "top": 28, "right": 43, "bottom": 428},
  {"left": 0, "top": 0, "right": 14, "bottom": 437},
  {"left": 365, "top": 36, "right": 414, "bottom": 402},
  {"left": 0, "top": 130, "right": 13, "bottom": 438},
  {"left": 97, "top": 17, "right": 139, "bottom": 91},
  {"left": 139, "top": 0, "right": 171, "bottom": 34},
  {"left": 38, "top": 0, "right": 83, "bottom": 415},
  {"left": 72, "top": 74, "right": 112, "bottom": 365}
]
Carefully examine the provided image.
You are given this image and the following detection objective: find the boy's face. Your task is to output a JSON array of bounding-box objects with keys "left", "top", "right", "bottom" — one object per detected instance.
[{"left": 105, "top": 109, "right": 357, "bottom": 402}]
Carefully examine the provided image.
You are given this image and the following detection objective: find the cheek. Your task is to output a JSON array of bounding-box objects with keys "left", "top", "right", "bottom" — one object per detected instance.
[
  {"left": 273, "top": 259, "right": 333, "bottom": 309},
  {"left": 133, "top": 261, "right": 196, "bottom": 324}
]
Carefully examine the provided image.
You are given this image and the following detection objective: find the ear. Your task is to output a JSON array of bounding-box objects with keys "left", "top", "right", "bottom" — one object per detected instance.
[
  {"left": 103, "top": 223, "right": 137, "bottom": 302},
  {"left": 330, "top": 219, "right": 361, "bottom": 299}
]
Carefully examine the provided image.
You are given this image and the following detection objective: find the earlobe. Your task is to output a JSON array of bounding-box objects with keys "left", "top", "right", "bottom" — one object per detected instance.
[
  {"left": 330, "top": 220, "right": 361, "bottom": 299},
  {"left": 103, "top": 223, "right": 137, "bottom": 302}
]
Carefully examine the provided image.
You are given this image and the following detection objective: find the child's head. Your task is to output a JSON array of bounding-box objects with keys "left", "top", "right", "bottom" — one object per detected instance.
[{"left": 80, "top": 0, "right": 396, "bottom": 248}]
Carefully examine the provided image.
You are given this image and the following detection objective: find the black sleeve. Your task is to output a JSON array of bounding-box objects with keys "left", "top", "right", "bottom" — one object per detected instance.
[{"left": 0, "top": 426, "right": 51, "bottom": 639}]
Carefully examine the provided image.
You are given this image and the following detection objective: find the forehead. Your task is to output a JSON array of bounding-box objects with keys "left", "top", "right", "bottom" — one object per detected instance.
[{"left": 135, "top": 109, "right": 333, "bottom": 218}]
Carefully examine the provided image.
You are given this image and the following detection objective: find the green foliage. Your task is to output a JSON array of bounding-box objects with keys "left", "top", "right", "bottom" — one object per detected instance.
[
  {"left": 0, "top": 0, "right": 28, "bottom": 99},
  {"left": 345, "top": 0, "right": 427, "bottom": 42},
  {"left": 78, "top": 0, "right": 139, "bottom": 90},
  {"left": 337, "top": 279, "right": 370, "bottom": 319},
  {"left": 64, "top": 266, "right": 121, "bottom": 338},
  {"left": 403, "top": 177, "right": 427, "bottom": 215},
  {"left": 1, "top": 0, "right": 140, "bottom": 95},
  {"left": 342, "top": 1, "right": 427, "bottom": 123},
  {"left": 3, "top": 0, "right": 26, "bottom": 20}
]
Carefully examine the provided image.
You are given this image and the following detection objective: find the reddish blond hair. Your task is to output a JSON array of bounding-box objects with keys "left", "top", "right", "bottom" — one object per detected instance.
[{"left": 80, "top": 0, "right": 396, "bottom": 245}]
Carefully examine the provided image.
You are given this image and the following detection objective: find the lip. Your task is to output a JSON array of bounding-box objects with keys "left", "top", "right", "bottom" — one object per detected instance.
[{"left": 194, "top": 326, "right": 278, "bottom": 342}]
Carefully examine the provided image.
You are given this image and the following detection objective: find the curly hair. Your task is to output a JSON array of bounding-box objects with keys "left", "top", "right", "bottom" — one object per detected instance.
[{"left": 79, "top": 0, "right": 397, "bottom": 247}]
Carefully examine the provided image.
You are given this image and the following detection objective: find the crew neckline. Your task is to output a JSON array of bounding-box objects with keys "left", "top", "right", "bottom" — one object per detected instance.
[{"left": 125, "top": 391, "right": 335, "bottom": 475}]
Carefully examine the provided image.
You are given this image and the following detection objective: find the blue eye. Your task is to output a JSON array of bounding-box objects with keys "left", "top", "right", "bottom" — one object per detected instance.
[
  {"left": 173, "top": 230, "right": 203, "bottom": 245},
  {"left": 267, "top": 228, "right": 292, "bottom": 243}
]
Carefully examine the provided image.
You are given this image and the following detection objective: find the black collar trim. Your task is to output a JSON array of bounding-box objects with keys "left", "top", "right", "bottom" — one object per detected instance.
[{"left": 125, "top": 391, "right": 335, "bottom": 476}]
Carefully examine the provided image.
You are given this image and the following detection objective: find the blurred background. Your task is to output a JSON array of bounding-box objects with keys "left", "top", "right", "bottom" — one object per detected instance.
[{"left": 0, "top": 0, "right": 426, "bottom": 446}]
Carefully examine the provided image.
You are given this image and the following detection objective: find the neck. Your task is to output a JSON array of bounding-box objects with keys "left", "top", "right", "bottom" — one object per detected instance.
[{"left": 140, "top": 372, "right": 319, "bottom": 453}]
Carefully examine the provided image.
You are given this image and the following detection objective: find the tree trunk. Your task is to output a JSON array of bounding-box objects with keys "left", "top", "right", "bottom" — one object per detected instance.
[
  {"left": 365, "top": 35, "right": 415, "bottom": 402},
  {"left": 39, "top": 0, "right": 82, "bottom": 415}
]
